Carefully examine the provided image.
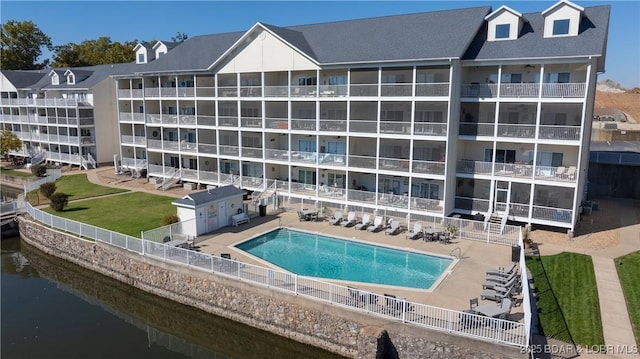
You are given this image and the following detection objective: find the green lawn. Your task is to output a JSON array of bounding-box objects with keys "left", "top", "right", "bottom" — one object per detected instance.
[
  {"left": 28, "top": 173, "right": 128, "bottom": 205},
  {"left": 43, "top": 192, "right": 176, "bottom": 237},
  {"left": 615, "top": 251, "right": 640, "bottom": 345},
  {"left": 526, "top": 252, "right": 604, "bottom": 347},
  {"left": 0, "top": 166, "right": 33, "bottom": 177}
]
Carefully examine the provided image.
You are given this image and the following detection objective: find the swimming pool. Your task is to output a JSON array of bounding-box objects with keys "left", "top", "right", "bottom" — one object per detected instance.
[{"left": 235, "top": 228, "right": 454, "bottom": 290}]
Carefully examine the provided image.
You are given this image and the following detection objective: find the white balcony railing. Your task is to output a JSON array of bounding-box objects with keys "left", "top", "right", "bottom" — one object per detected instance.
[
  {"left": 347, "top": 155, "right": 377, "bottom": 169},
  {"left": 412, "top": 160, "right": 445, "bottom": 175},
  {"left": 457, "top": 160, "right": 493, "bottom": 175},
  {"left": 538, "top": 126, "right": 581, "bottom": 141},
  {"left": 541, "top": 83, "right": 585, "bottom": 98}
]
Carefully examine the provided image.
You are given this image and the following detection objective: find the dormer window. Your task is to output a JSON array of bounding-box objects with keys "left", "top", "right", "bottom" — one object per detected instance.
[
  {"left": 484, "top": 5, "right": 524, "bottom": 42},
  {"left": 495, "top": 24, "right": 511, "bottom": 39},
  {"left": 552, "top": 19, "right": 570, "bottom": 35},
  {"left": 51, "top": 74, "right": 59, "bottom": 85},
  {"left": 67, "top": 73, "right": 75, "bottom": 85},
  {"left": 138, "top": 53, "right": 146, "bottom": 63},
  {"left": 157, "top": 51, "right": 165, "bottom": 58}
]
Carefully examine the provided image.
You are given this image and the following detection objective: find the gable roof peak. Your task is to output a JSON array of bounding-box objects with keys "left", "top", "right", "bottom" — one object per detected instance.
[
  {"left": 485, "top": 5, "right": 523, "bottom": 21},
  {"left": 541, "top": 0, "right": 584, "bottom": 16}
]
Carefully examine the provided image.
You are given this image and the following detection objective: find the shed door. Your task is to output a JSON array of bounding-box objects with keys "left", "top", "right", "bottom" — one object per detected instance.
[
  {"left": 197, "top": 208, "right": 207, "bottom": 235},
  {"left": 218, "top": 201, "right": 228, "bottom": 228},
  {"left": 206, "top": 204, "right": 218, "bottom": 233}
]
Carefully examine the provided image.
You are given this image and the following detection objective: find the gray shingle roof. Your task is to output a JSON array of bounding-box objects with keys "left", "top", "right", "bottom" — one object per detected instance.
[
  {"left": 0, "top": 70, "right": 48, "bottom": 89},
  {"left": 463, "top": 5, "right": 610, "bottom": 71},
  {"left": 172, "top": 185, "right": 246, "bottom": 207}
]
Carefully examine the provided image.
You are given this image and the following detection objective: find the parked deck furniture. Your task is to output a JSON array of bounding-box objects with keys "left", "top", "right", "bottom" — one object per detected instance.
[{"left": 232, "top": 212, "right": 250, "bottom": 227}]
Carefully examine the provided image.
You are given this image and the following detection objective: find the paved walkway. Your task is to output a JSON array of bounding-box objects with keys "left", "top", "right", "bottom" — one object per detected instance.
[{"left": 536, "top": 199, "right": 639, "bottom": 356}]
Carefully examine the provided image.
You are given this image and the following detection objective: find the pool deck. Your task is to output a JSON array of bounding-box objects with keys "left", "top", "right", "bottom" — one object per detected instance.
[{"left": 194, "top": 210, "right": 523, "bottom": 317}]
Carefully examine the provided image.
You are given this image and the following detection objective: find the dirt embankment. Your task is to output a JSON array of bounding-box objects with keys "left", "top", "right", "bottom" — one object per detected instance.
[{"left": 594, "top": 90, "right": 640, "bottom": 125}]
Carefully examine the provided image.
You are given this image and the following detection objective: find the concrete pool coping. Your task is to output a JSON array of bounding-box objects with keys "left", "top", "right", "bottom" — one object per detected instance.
[
  {"left": 194, "top": 210, "right": 524, "bottom": 317},
  {"left": 230, "top": 226, "right": 459, "bottom": 293}
]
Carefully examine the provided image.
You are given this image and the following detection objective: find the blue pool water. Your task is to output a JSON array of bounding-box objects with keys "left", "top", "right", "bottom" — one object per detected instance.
[{"left": 235, "top": 228, "right": 453, "bottom": 290}]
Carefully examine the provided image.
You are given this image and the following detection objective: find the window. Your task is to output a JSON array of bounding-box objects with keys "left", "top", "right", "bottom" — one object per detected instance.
[
  {"left": 298, "top": 77, "right": 317, "bottom": 86},
  {"left": 495, "top": 24, "right": 510, "bottom": 39},
  {"left": 67, "top": 74, "right": 75, "bottom": 85},
  {"left": 326, "top": 172, "right": 344, "bottom": 187},
  {"left": 485, "top": 149, "right": 516, "bottom": 163},
  {"left": 552, "top": 19, "right": 570, "bottom": 35},
  {"left": 298, "top": 140, "right": 316, "bottom": 153},
  {"left": 138, "top": 53, "right": 145, "bottom": 63},
  {"left": 157, "top": 51, "right": 165, "bottom": 58},
  {"left": 501, "top": 73, "right": 522, "bottom": 83},
  {"left": 533, "top": 151, "right": 563, "bottom": 167},
  {"left": 51, "top": 74, "right": 59, "bottom": 85},
  {"left": 298, "top": 170, "right": 316, "bottom": 185},
  {"left": 411, "top": 182, "right": 439, "bottom": 199},
  {"left": 545, "top": 72, "right": 570, "bottom": 83},
  {"left": 327, "top": 76, "right": 347, "bottom": 85}
]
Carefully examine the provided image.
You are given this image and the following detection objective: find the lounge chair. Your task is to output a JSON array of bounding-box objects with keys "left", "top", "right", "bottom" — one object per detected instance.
[
  {"left": 367, "top": 216, "right": 384, "bottom": 232},
  {"left": 480, "top": 282, "right": 517, "bottom": 302},
  {"left": 486, "top": 263, "right": 517, "bottom": 277},
  {"left": 567, "top": 166, "right": 577, "bottom": 180},
  {"left": 385, "top": 220, "right": 400, "bottom": 235},
  {"left": 329, "top": 211, "right": 343, "bottom": 225},
  {"left": 340, "top": 211, "right": 357, "bottom": 227},
  {"left": 485, "top": 270, "right": 519, "bottom": 284},
  {"left": 482, "top": 275, "right": 519, "bottom": 290},
  {"left": 406, "top": 222, "right": 423, "bottom": 240},
  {"left": 355, "top": 214, "right": 371, "bottom": 230}
]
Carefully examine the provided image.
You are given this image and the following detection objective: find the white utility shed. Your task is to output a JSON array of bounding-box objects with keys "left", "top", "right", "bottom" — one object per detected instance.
[{"left": 172, "top": 185, "right": 246, "bottom": 237}]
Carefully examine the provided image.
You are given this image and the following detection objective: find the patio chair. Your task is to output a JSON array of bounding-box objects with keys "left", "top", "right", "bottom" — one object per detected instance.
[
  {"left": 406, "top": 222, "right": 423, "bottom": 240},
  {"left": 556, "top": 166, "right": 566, "bottom": 178},
  {"left": 486, "top": 263, "right": 517, "bottom": 277},
  {"left": 297, "top": 211, "right": 307, "bottom": 222},
  {"left": 367, "top": 216, "right": 384, "bottom": 232},
  {"left": 493, "top": 298, "right": 513, "bottom": 319},
  {"left": 355, "top": 214, "right": 371, "bottom": 230},
  {"left": 385, "top": 220, "right": 400, "bottom": 235},
  {"left": 340, "top": 211, "right": 357, "bottom": 227},
  {"left": 329, "top": 211, "right": 343, "bottom": 225},
  {"left": 567, "top": 166, "right": 577, "bottom": 180},
  {"left": 485, "top": 270, "right": 519, "bottom": 285}
]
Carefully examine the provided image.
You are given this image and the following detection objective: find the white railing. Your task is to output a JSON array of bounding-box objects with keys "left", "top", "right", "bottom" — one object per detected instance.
[
  {"left": 541, "top": 83, "right": 585, "bottom": 98},
  {"left": 23, "top": 169, "right": 62, "bottom": 194},
  {"left": 141, "top": 218, "right": 196, "bottom": 243},
  {"left": 23, "top": 201, "right": 528, "bottom": 349}
]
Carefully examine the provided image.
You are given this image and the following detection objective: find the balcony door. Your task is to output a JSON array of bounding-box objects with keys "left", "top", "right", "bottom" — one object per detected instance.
[{"left": 493, "top": 180, "right": 511, "bottom": 214}]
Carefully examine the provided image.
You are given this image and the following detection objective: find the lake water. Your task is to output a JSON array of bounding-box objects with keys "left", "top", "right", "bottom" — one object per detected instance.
[{"left": 0, "top": 236, "right": 345, "bottom": 359}]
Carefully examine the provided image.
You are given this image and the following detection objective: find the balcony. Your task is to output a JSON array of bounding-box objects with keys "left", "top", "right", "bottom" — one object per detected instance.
[
  {"left": 197, "top": 143, "right": 217, "bottom": 155},
  {"left": 291, "top": 119, "right": 316, "bottom": 131},
  {"left": 532, "top": 205, "right": 573, "bottom": 223},
  {"left": 534, "top": 165, "right": 576, "bottom": 182},
  {"left": 318, "top": 153, "right": 346, "bottom": 166},
  {"left": 197, "top": 116, "right": 216, "bottom": 127},
  {"left": 240, "top": 86, "right": 262, "bottom": 97},
  {"left": 319, "top": 186, "right": 346, "bottom": 200},
  {"left": 457, "top": 160, "right": 492, "bottom": 175},
  {"left": 542, "top": 83, "right": 585, "bottom": 98},
  {"left": 410, "top": 198, "right": 443, "bottom": 213},
  {"left": 378, "top": 158, "right": 409, "bottom": 172},
  {"left": 117, "top": 89, "right": 144, "bottom": 98},
  {"left": 264, "top": 86, "right": 288, "bottom": 97},
  {"left": 498, "top": 83, "right": 539, "bottom": 98},
  {"left": 181, "top": 168, "right": 198, "bottom": 181},
  {"left": 120, "top": 135, "right": 147, "bottom": 146},
  {"left": 291, "top": 182, "right": 317, "bottom": 196},
  {"left": 147, "top": 139, "right": 178, "bottom": 151},
  {"left": 460, "top": 84, "right": 497, "bottom": 98},
  {"left": 348, "top": 155, "right": 377, "bottom": 169},
  {"left": 218, "top": 116, "right": 238, "bottom": 127},
  {"left": 414, "top": 122, "right": 447, "bottom": 136},
  {"left": 380, "top": 83, "right": 412, "bottom": 97},
  {"left": 378, "top": 192, "right": 409, "bottom": 209},
  {"left": 290, "top": 86, "right": 316, "bottom": 97},
  {"left": 178, "top": 116, "right": 196, "bottom": 126},
  {"left": 349, "top": 120, "right": 376, "bottom": 133},
  {"left": 380, "top": 121, "right": 411, "bottom": 135},
  {"left": 219, "top": 145, "right": 239, "bottom": 157},
  {"left": 346, "top": 189, "right": 374, "bottom": 204},
  {"left": 455, "top": 196, "right": 490, "bottom": 212},
  {"left": 496, "top": 124, "right": 535, "bottom": 139},
  {"left": 493, "top": 162, "right": 533, "bottom": 179},
  {"left": 218, "top": 86, "right": 238, "bottom": 97},
  {"left": 241, "top": 176, "right": 265, "bottom": 189},
  {"left": 265, "top": 118, "right": 288, "bottom": 130},
  {"left": 412, "top": 160, "right": 445, "bottom": 175},
  {"left": 319, "top": 120, "right": 347, "bottom": 132},
  {"left": 265, "top": 148, "right": 289, "bottom": 161},
  {"left": 291, "top": 150, "right": 317, "bottom": 164},
  {"left": 241, "top": 147, "right": 263, "bottom": 159},
  {"left": 241, "top": 117, "right": 262, "bottom": 128},
  {"left": 119, "top": 113, "right": 145, "bottom": 123},
  {"left": 415, "top": 83, "right": 449, "bottom": 97},
  {"left": 318, "top": 85, "right": 348, "bottom": 97},
  {"left": 179, "top": 141, "right": 198, "bottom": 152},
  {"left": 538, "top": 126, "right": 580, "bottom": 141},
  {"left": 350, "top": 84, "right": 377, "bottom": 97},
  {"left": 121, "top": 157, "right": 146, "bottom": 170},
  {"left": 459, "top": 122, "right": 495, "bottom": 136}
]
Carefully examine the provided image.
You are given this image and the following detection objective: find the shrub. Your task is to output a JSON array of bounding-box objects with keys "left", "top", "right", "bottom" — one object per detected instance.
[
  {"left": 39, "top": 182, "right": 57, "bottom": 199},
  {"left": 49, "top": 192, "right": 69, "bottom": 212},
  {"left": 160, "top": 213, "right": 179, "bottom": 226},
  {"left": 30, "top": 164, "right": 46, "bottom": 177}
]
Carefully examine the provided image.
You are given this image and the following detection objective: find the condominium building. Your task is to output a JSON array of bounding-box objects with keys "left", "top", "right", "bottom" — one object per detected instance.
[
  {"left": 1, "top": 64, "right": 139, "bottom": 168},
  {"left": 3, "top": 0, "right": 609, "bottom": 232}
]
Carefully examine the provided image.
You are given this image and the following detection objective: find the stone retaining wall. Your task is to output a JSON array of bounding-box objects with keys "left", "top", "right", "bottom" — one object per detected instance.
[{"left": 18, "top": 217, "right": 524, "bottom": 359}]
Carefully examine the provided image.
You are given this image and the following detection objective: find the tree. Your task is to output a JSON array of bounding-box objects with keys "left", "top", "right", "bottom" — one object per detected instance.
[
  {"left": 30, "top": 164, "right": 46, "bottom": 177},
  {"left": 39, "top": 182, "right": 56, "bottom": 199},
  {"left": 49, "top": 192, "right": 69, "bottom": 212},
  {"left": 51, "top": 37, "right": 135, "bottom": 67},
  {"left": 1, "top": 20, "right": 52, "bottom": 70},
  {"left": 0, "top": 129, "right": 22, "bottom": 160},
  {"left": 171, "top": 32, "right": 188, "bottom": 43}
]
